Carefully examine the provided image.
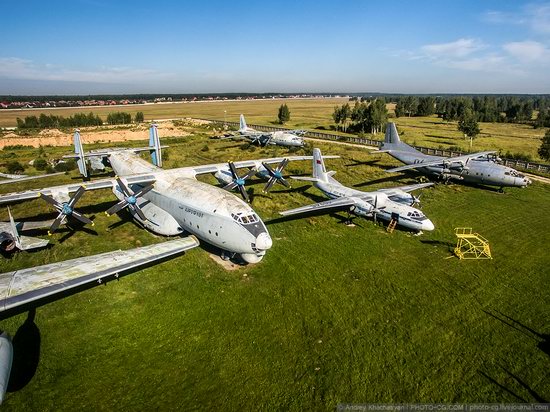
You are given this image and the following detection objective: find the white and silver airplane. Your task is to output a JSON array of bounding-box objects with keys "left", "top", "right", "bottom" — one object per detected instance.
[
  {"left": 233, "top": 114, "right": 305, "bottom": 147},
  {"left": 379, "top": 123, "right": 532, "bottom": 191},
  {"left": 279, "top": 148, "right": 435, "bottom": 232},
  {"left": 0, "top": 125, "right": 332, "bottom": 264}
]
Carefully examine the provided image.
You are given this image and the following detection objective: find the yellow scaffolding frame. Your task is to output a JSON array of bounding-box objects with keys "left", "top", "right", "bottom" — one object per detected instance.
[{"left": 454, "top": 227, "right": 492, "bottom": 260}]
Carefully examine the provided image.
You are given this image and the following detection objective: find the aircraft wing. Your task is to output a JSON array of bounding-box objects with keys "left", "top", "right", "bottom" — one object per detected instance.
[
  {"left": 0, "top": 236, "right": 199, "bottom": 314},
  {"left": 0, "top": 172, "right": 65, "bottom": 186},
  {"left": 279, "top": 197, "right": 357, "bottom": 217},
  {"left": 386, "top": 151, "right": 496, "bottom": 173},
  {"left": 188, "top": 155, "right": 339, "bottom": 176},
  {"left": 378, "top": 182, "right": 434, "bottom": 195},
  {"left": 0, "top": 174, "right": 156, "bottom": 205}
]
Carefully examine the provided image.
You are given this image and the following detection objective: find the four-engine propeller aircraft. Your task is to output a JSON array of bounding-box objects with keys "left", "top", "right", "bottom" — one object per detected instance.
[
  {"left": 231, "top": 114, "right": 305, "bottom": 147},
  {"left": 378, "top": 123, "right": 532, "bottom": 191},
  {"left": 0, "top": 125, "right": 331, "bottom": 264},
  {"left": 279, "top": 148, "right": 435, "bottom": 232}
]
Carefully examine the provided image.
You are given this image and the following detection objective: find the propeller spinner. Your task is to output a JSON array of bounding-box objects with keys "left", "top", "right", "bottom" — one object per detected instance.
[
  {"left": 222, "top": 162, "right": 256, "bottom": 203},
  {"left": 261, "top": 158, "right": 290, "bottom": 193}
]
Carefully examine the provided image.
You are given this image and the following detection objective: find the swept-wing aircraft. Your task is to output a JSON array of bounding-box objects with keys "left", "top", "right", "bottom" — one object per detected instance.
[
  {"left": 279, "top": 148, "right": 435, "bottom": 232},
  {"left": 0, "top": 125, "right": 332, "bottom": 263},
  {"left": 0, "top": 207, "right": 50, "bottom": 253},
  {"left": 378, "top": 123, "right": 531, "bottom": 191},
  {"left": 230, "top": 114, "right": 305, "bottom": 147},
  {"left": 0, "top": 235, "right": 199, "bottom": 404}
]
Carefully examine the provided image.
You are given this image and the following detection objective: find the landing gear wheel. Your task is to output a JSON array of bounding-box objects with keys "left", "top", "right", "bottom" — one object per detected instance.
[{"left": 498, "top": 187, "right": 504, "bottom": 193}]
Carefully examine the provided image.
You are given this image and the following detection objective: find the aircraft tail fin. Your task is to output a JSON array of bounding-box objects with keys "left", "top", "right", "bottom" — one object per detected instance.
[
  {"left": 7, "top": 207, "right": 20, "bottom": 247},
  {"left": 384, "top": 122, "right": 401, "bottom": 144},
  {"left": 239, "top": 114, "right": 247, "bottom": 131},
  {"left": 149, "top": 123, "right": 162, "bottom": 167},
  {"left": 312, "top": 148, "right": 331, "bottom": 182},
  {"left": 381, "top": 123, "right": 421, "bottom": 154},
  {"left": 74, "top": 129, "right": 88, "bottom": 178}
]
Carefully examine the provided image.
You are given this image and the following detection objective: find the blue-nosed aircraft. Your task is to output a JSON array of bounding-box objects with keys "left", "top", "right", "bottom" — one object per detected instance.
[
  {"left": 378, "top": 123, "right": 532, "bottom": 191},
  {"left": 279, "top": 148, "right": 435, "bottom": 232}
]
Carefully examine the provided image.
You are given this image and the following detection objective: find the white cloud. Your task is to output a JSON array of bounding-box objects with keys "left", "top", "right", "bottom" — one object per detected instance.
[
  {"left": 0, "top": 57, "right": 174, "bottom": 84},
  {"left": 484, "top": 3, "right": 550, "bottom": 34},
  {"left": 503, "top": 40, "right": 550, "bottom": 62},
  {"left": 421, "top": 38, "right": 485, "bottom": 58}
]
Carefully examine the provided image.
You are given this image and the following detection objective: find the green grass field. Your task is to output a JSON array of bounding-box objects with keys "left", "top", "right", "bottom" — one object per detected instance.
[
  {"left": 0, "top": 131, "right": 549, "bottom": 410},
  {"left": 1, "top": 98, "right": 548, "bottom": 162}
]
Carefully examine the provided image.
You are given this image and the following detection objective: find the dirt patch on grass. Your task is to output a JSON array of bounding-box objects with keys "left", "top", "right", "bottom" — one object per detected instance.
[{"left": 0, "top": 122, "right": 190, "bottom": 149}]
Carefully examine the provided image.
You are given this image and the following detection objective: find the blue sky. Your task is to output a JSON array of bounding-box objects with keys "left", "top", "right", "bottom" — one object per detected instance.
[{"left": 1, "top": 0, "right": 550, "bottom": 94}]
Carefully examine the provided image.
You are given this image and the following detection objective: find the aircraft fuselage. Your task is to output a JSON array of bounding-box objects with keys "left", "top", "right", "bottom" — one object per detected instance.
[
  {"left": 314, "top": 179, "right": 434, "bottom": 232},
  {"left": 390, "top": 151, "right": 531, "bottom": 188},
  {"left": 109, "top": 153, "right": 272, "bottom": 263}
]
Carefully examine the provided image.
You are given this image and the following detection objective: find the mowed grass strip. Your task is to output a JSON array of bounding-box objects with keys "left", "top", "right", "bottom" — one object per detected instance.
[{"left": 0, "top": 133, "right": 548, "bottom": 410}]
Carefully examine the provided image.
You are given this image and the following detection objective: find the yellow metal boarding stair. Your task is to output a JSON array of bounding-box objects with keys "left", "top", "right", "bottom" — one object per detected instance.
[{"left": 454, "top": 227, "right": 492, "bottom": 259}]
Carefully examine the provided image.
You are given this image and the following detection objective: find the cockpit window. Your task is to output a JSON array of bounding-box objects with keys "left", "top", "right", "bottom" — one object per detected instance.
[
  {"left": 231, "top": 212, "right": 259, "bottom": 225},
  {"left": 407, "top": 211, "right": 423, "bottom": 219}
]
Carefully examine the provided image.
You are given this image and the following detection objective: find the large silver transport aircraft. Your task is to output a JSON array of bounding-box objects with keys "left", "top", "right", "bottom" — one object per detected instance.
[
  {"left": 0, "top": 125, "right": 331, "bottom": 264},
  {"left": 379, "top": 123, "right": 531, "bottom": 191},
  {"left": 280, "top": 148, "right": 435, "bottom": 232}
]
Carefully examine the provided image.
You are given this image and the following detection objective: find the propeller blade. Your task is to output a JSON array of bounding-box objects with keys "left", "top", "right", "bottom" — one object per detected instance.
[
  {"left": 279, "top": 177, "right": 291, "bottom": 188},
  {"left": 262, "top": 162, "right": 276, "bottom": 176},
  {"left": 40, "top": 193, "right": 60, "bottom": 208},
  {"left": 238, "top": 185, "right": 250, "bottom": 203},
  {"left": 130, "top": 204, "right": 147, "bottom": 221},
  {"left": 48, "top": 214, "right": 65, "bottom": 235},
  {"left": 71, "top": 210, "right": 94, "bottom": 225},
  {"left": 105, "top": 200, "right": 127, "bottom": 216},
  {"left": 223, "top": 181, "right": 238, "bottom": 191},
  {"left": 116, "top": 177, "right": 132, "bottom": 197},
  {"left": 134, "top": 184, "right": 154, "bottom": 198},
  {"left": 263, "top": 178, "right": 277, "bottom": 193},
  {"left": 276, "top": 158, "right": 289, "bottom": 173},
  {"left": 68, "top": 186, "right": 86, "bottom": 208},
  {"left": 242, "top": 168, "right": 257, "bottom": 181},
  {"left": 228, "top": 162, "right": 239, "bottom": 180}
]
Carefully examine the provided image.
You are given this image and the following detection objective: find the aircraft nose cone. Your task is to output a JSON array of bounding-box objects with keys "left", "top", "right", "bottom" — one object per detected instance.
[
  {"left": 255, "top": 232, "right": 273, "bottom": 251},
  {"left": 422, "top": 219, "right": 435, "bottom": 231},
  {"left": 525, "top": 178, "right": 532, "bottom": 185}
]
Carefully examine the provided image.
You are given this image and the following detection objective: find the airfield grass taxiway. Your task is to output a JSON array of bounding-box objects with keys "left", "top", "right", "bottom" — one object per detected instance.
[{"left": 0, "top": 130, "right": 549, "bottom": 410}]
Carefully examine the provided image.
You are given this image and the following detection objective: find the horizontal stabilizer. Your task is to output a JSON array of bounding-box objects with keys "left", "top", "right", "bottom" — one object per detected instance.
[
  {"left": 289, "top": 176, "right": 321, "bottom": 182},
  {"left": 17, "top": 235, "right": 49, "bottom": 251}
]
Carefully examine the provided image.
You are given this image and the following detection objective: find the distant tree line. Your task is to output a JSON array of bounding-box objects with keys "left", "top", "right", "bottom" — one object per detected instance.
[
  {"left": 390, "top": 95, "right": 550, "bottom": 127},
  {"left": 17, "top": 113, "right": 103, "bottom": 129},
  {"left": 333, "top": 99, "right": 388, "bottom": 134},
  {"left": 16, "top": 111, "right": 144, "bottom": 129}
]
